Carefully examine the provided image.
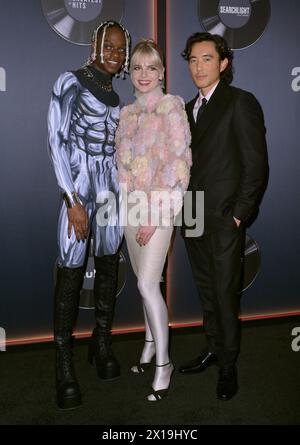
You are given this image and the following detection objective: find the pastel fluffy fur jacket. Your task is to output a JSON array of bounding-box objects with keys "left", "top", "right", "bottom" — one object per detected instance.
[{"left": 116, "top": 86, "right": 192, "bottom": 225}]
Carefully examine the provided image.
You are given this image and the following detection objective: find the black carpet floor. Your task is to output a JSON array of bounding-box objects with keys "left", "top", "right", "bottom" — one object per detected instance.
[{"left": 0, "top": 317, "right": 299, "bottom": 425}]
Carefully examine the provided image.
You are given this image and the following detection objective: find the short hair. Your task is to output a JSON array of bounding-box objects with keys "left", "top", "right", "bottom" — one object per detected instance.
[
  {"left": 130, "top": 39, "right": 165, "bottom": 82},
  {"left": 181, "top": 32, "right": 234, "bottom": 84}
]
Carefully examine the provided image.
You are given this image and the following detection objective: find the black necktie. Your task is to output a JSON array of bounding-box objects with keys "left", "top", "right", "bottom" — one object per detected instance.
[{"left": 196, "top": 97, "right": 207, "bottom": 123}]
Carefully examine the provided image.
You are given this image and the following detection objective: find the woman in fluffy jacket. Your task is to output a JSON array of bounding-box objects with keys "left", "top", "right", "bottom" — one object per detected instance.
[{"left": 116, "top": 39, "right": 191, "bottom": 402}]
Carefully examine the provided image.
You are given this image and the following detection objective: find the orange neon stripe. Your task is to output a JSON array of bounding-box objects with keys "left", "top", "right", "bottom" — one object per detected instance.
[
  {"left": 153, "top": 0, "right": 158, "bottom": 42},
  {"left": 5, "top": 310, "right": 300, "bottom": 346},
  {"left": 6, "top": 326, "right": 145, "bottom": 347},
  {"left": 170, "top": 310, "right": 300, "bottom": 328}
]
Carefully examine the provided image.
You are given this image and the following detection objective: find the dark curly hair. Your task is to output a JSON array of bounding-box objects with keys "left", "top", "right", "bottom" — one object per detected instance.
[{"left": 181, "top": 32, "right": 234, "bottom": 84}]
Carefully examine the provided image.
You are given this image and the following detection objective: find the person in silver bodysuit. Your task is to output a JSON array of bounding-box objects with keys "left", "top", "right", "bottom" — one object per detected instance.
[{"left": 48, "top": 21, "right": 131, "bottom": 410}]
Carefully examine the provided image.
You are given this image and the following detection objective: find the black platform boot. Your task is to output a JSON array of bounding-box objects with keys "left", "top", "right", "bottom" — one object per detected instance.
[
  {"left": 54, "top": 266, "right": 84, "bottom": 409},
  {"left": 88, "top": 253, "right": 120, "bottom": 380}
]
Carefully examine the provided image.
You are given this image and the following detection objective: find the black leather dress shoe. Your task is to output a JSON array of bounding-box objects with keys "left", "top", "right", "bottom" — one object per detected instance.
[
  {"left": 178, "top": 351, "right": 218, "bottom": 374},
  {"left": 217, "top": 366, "right": 238, "bottom": 401}
]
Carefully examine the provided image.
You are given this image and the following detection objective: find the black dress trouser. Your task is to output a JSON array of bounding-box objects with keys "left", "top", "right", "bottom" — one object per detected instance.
[{"left": 184, "top": 225, "right": 245, "bottom": 367}]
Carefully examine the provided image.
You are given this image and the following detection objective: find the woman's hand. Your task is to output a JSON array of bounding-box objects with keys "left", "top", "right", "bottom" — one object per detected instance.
[
  {"left": 67, "top": 203, "right": 88, "bottom": 241},
  {"left": 136, "top": 225, "right": 157, "bottom": 246}
]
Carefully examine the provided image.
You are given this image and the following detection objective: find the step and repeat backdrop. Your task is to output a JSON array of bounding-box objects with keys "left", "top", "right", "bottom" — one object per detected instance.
[{"left": 0, "top": 0, "right": 299, "bottom": 343}]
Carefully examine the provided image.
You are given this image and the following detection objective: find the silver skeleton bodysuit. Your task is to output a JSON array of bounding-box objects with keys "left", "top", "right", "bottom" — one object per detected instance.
[{"left": 48, "top": 71, "right": 123, "bottom": 268}]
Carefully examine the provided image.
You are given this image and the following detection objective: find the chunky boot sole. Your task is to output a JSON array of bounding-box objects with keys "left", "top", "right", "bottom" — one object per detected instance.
[
  {"left": 56, "top": 391, "right": 82, "bottom": 410},
  {"left": 88, "top": 343, "right": 120, "bottom": 380},
  {"left": 96, "top": 366, "right": 120, "bottom": 381}
]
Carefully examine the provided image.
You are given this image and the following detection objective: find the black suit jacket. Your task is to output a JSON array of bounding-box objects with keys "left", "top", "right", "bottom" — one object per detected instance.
[{"left": 184, "top": 80, "right": 268, "bottom": 235}]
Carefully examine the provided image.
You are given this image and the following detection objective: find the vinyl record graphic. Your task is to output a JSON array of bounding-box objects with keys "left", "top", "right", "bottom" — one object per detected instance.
[
  {"left": 41, "top": 0, "right": 124, "bottom": 45},
  {"left": 240, "top": 233, "right": 261, "bottom": 292},
  {"left": 198, "top": 0, "right": 270, "bottom": 49}
]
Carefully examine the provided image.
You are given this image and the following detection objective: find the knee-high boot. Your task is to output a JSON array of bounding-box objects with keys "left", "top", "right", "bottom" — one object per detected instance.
[
  {"left": 54, "top": 266, "right": 84, "bottom": 409},
  {"left": 88, "top": 253, "right": 120, "bottom": 380}
]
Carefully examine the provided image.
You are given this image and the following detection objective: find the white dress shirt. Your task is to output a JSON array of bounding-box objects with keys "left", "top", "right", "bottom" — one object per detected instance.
[{"left": 193, "top": 81, "right": 220, "bottom": 122}]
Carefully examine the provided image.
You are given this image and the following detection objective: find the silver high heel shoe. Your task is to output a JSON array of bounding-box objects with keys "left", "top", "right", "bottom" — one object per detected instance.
[{"left": 131, "top": 340, "right": 155, "bottom": 375}]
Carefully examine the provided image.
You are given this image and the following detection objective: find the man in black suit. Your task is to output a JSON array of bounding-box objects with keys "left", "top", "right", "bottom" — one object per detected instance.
[{"left": 179, "top": 33, "right": 268, "bottom": 400}]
